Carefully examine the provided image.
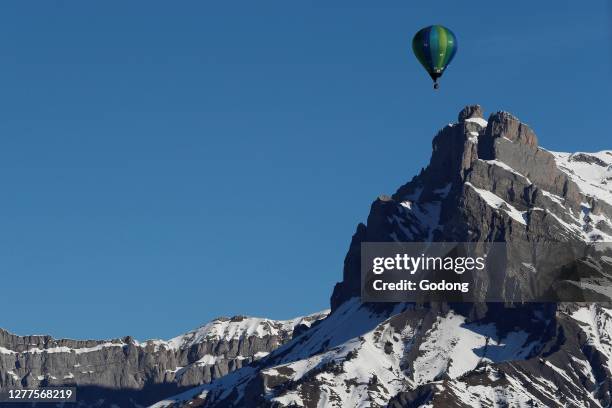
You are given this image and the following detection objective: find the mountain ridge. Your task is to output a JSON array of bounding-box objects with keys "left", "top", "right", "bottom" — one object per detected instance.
[
  {"left": 0, "top": 311, "right": 328, "bottom": 407},
  {"left": 155, "top": 104, "right": 612, "bottom": 407},
  {"left": 3, "top": 104, "right": 612, "bottom": 407}
]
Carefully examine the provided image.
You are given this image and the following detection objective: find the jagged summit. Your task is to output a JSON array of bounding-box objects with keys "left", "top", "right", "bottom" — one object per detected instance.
[
  {"left": 457, "top": 104, "right": 484, "bottom": 122},
  {"left": 332, "top": 105, "right": 612, "bottom": 311}
]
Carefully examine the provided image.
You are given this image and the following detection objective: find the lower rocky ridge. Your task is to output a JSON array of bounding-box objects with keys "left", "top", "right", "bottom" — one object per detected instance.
[
  {"left": 155, "top": 105, "right": 612, "bottom": 407},
  {"left": 0, "top": 311, "right": 328, "bottom": 407}
]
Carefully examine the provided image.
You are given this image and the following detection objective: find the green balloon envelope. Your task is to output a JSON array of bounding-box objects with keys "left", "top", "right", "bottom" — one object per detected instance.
[{"left": 412, "top": 25, "right": 458, "bottom": 86}]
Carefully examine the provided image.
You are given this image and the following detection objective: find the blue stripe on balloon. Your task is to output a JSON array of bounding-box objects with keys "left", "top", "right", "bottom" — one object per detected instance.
[
  {"left": 422, "top": 26, "right": 433, "bottom": 69},
  {"left": 429, "top": 26, "right": 440, "bottom": 70}
]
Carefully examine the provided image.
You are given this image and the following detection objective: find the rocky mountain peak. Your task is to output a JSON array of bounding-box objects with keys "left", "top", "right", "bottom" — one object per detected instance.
[
  {"left": 143, "top": 105, "right": 612, "bottom": 408},
  {"left": 457, "top": 104, "right": 484, "bottom": 122},
  {"left": 484, "top": 110, "right": 538, "bottom": 149},
  {"left": 330, "top": 105, "right": 612, "bottom": 311}
]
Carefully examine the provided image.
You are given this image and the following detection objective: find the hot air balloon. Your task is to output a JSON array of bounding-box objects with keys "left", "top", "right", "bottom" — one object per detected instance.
[{"left": 412, "top": 25, "right": 458, "bottom": 89}]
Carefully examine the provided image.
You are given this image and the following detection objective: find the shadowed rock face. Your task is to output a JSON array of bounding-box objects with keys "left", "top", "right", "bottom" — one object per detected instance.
[
  {"left": 0, "top": 312, "right": 328, "bottom": 407},
  {"left": 161, "top": 105, "right": 612, "bottom": 408},
  {"left": 331, "top": 105, "right": 612, "bottom": 310},
  {"left": 457, "top": 104, "right": 483, "bottom": 122}
]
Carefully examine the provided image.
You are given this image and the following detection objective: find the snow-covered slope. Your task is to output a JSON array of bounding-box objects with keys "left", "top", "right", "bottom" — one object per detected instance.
[
  {"left": 155, "top": 301, "right": 612, "bottom": 408},
  {"left": 162, "top": 313, "right": 327, "bottom": 350},
  {"left": 551, "top": 151, "right": 612, "bottom": 205}
]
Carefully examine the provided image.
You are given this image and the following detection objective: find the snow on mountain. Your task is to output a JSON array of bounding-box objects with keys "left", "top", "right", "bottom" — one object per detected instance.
[
  {"left": 151, "top": 299, "right": 411, "bottom": 407},
  {"left": 407, "top": 304, "right": 612, "bottom": 408},
  {"left": 464, "top": 181, "right": 528, "bottom": 225},
  {"left": 411, "top": 311, "right": 536, "bottom": 384},
  {"left": 154, "top": 302, "right": 557, "bottom": 408},
  {"left": 465, "top": 116, "right": 488, "bottom": 128},
  {"left": 551, "top": 151, "right": 612, "bottom": 205},
  {"left": 161, "top": 312, "right": 328, "bottom": 350},
  {"left": 571, "top": 304, "right": 612, "bottom": 375}
]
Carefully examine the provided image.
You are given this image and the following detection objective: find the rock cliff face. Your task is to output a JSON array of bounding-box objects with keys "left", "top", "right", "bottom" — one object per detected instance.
[
  {"left": 0, "top": 312, "right": 328, "bottom": 407},
  {"left": 332, "top": 105, "right": 612, "bottom": 310},
  {"left": 155, "top": 105, "right": 612, "bottom": 407}
]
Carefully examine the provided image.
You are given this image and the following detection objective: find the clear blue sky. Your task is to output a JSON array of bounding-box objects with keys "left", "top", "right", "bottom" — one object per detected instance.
[{"left": 0, "top": 1, "right": 610, "bottom": 340}]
